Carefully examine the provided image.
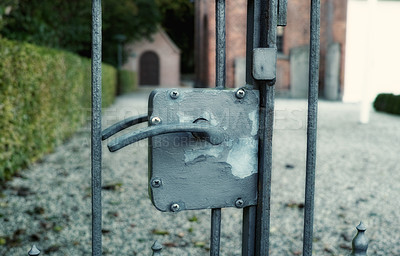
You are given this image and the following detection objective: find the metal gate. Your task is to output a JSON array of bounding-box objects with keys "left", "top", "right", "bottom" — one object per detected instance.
[{"left": 79, "top": 1, "right": 368, "bottom": 256}]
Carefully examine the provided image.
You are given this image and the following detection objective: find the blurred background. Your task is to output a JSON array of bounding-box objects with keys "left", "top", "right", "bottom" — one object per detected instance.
[
  {"left": 1, "top": 0, "right": 400, "bottom": 255},
  {"left": 1, "top": 0, "right": 399, "bottom": 97}
]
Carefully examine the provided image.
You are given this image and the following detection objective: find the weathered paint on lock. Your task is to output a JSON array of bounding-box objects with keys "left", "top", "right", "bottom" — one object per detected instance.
[{"left": 148, "top": 88, "right": 260, "bottom": 212}]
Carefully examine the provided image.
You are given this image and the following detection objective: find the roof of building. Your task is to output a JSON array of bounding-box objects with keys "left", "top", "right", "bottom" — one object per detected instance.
[{"left": 158, "top": 27, "right": 181, "bottom": 54}]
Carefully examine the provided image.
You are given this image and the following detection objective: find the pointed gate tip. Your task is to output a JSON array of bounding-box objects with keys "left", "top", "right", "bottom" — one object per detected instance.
[
  {"left": 356, "top": 221, "right": 366, "bottom": 232},
  {"left": 152, "top": 240, "right": 163, "bottom": 251},
  {"left": 350, "top": 222, "right": 369, "bottom": 255},
  {"left": 28, "top": 244, "right": 41, "bottom": 256}
]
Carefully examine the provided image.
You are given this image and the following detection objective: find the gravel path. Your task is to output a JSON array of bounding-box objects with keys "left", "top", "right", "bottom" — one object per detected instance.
[{"left": 1, "top": 91, "right": 399, "bottom": 256}]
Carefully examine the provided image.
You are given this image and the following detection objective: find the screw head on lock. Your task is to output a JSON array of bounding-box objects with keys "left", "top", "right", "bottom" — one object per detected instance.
[
  {"left": 170, "top": 90, "right": 179, "bottom": 99},
  {"left": 235, "top": 198, "right": 244, "bottom": 208},
  {"left": 170, "top": 203, "right": 180, "bottom": 212},
  {"left": 151, "top": 116, "right": 162, "bottom": 125},
  {"left": 235, "top": 89, "right": 246, "bottom": 99},
  {"left": 151, "top": 178, "right": 162, "bottom": 188}
]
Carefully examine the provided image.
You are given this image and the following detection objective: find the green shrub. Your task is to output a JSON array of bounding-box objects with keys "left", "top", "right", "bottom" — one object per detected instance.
[
  {"left": 373, "top": 93, "right": 400, "bottom": 115},
  {"left": 117, "top": 69, "right": 137, "bottom": 95},
  {"left": 0, "top": 38, "right": 117, "bottom": 181}
]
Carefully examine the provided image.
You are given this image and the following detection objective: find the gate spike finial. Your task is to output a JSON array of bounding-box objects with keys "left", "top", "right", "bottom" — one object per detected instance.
[
  {"left": 350, "top": 222, "right": 368, "bottom": 256},
  {"left": 151, "top": 240, "right": 163, "bottom": 256},
  {"left": 28, "top": 244, "right": 41, "bottom": 256}
]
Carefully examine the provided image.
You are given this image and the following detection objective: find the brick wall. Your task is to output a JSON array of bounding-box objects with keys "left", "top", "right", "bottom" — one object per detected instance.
[
  {"left": 196, "top": 0, "right": 247, "bottom": 88},
  {"left": 226, "top": 0, "right": 247, "bottom": 87},
  {"left": 195, "top": 0, "right": 348, "bottom": 95}
]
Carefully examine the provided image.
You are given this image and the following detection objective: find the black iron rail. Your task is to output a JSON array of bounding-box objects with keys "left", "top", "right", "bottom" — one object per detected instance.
[
  {"left": 254, "top": 0, "right": 277, "bottom": 255},
  {"left": 215, "top": 0, "right": 226, "bottom": 90},
  {"left": 242, "top": 0, "right": 256, "bottom": 255},
  {"left": 303, "top": 0, "right": 321, "bottom": 255},
  {"left": 210, "top": 0, "right": 226, "bottom": 255},
  {"left": 91, "top": 0, "right": 102, "bottom": 255}
]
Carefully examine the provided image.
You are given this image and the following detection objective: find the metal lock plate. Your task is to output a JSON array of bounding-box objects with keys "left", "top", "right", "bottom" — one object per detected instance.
[{"left": 148, "top": 89, "right": 260, "bottom": 212}]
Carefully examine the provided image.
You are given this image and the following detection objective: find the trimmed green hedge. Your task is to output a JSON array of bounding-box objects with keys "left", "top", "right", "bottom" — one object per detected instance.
[
  {"left": 0, "top": 38, "right": 117, "bottom": 181},
  {"left": 117, "top": 69, "right": 137, "bottom": 95},
  {"left": 373, "top": 93, "right": 400, "bottom": 115}
]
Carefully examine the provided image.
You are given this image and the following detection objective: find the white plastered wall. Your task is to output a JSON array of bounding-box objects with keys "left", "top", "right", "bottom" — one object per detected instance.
[{"left": 344, "top": 0, "right": 400, "bottom": 102}]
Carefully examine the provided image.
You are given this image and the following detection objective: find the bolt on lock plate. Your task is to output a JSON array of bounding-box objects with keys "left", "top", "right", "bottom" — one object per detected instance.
[{"left": 148, "top": 89, "right": 260, "bottom": 212}]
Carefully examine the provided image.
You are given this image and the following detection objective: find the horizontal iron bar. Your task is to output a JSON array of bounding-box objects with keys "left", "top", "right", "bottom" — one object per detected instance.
[{"left": 101, "top": 114, "right": 148, "bottom": 140}]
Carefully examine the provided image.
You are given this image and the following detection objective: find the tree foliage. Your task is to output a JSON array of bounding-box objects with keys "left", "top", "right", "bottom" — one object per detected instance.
[
  {"left": 103, "top": 0, "right": 160, "bottom": 66},
  {"left": 0, "top": 0, "right": 160, "bottom": 65},
  {"left": 0, "top": 0, "right": 195, "bottom": 72},
  {"left": 156, "top": 0, "right": 194, "bottom": 73}
]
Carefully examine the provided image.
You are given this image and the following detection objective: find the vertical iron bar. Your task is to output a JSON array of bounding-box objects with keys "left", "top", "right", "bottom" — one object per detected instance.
[
  {"left": 266, "top": 0, "right": 278, "bottom": 49},
  {"left": 210, "top": 1, "right": 225, "bottom": 255},
  {"left": 245, "top": 0, "right": 255, "bottom": 86},
  {"left": 242, "top": 0, "right": 256, "bottom": 255},
  {"left": 91, "top": 0, "right": 102, "bottom": 255},
  {"left": 277, "top": 0, "right": 288, "bottom": 26},
  {"left": 242, "top": 206, "right": 256, "bottom": 255},
  {"left": 255, "top": 0, "right": 277, "bottom": 255},
  {"left": 255, "top": 85, "right": 275, "bottom": 256},
  {"left": 210, "top": 208, "right": 222, "bottom": 256},
  {"left": 215, "top": 0, "right": 226, "bottom": 89},
  {"left": 302, "top": 0, "right": 320, "bottom": 255}
]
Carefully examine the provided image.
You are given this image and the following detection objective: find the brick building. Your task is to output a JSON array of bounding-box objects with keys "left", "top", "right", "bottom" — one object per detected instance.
[
  {"left": 123, "top": 28, "right": 181, "bottom": 87},
  {"left": 195, "top": 0, "right": 348, "bottom": 99}
]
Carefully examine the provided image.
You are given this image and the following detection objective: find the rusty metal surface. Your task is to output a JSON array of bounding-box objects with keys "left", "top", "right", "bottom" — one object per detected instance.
[{"left": 148, "top": 88, "right": 259, "bottom": 212}]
